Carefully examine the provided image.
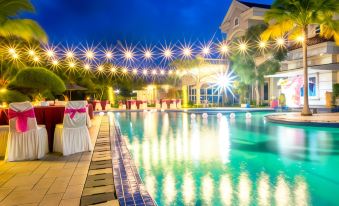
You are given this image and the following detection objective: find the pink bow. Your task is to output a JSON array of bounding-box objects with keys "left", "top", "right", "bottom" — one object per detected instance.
[
  {"left": 8, "top": 108, "right": 35, "bottom": 132},
  {"left": 64, "top": 107, "right": 86, "bottom": 119}
]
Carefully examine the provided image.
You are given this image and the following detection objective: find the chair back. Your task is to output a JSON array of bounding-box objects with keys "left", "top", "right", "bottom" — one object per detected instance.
[
  {"left": 9, "top": 102, "right": 38, "bottom": 132},
  {"left": 63, "top": 101, "right": 87, "bottom": 128}
]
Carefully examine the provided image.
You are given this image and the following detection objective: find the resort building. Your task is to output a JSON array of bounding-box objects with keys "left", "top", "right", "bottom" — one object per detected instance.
[{"left": 220, "top": 0, "right": 339, "bottom": 107}]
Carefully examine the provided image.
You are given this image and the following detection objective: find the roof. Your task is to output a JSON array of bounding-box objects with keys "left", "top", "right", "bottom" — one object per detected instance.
[
  {"left": 238, "top": 0, "right": 271, "bottom": 9},
  {"left": 65, "top": 83, "right": 88, "bottom": 91}
]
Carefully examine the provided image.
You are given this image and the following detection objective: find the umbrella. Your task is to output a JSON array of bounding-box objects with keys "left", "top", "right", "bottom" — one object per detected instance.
[{"left": 65, "top": 84, "right": 88, "bottom": 100}]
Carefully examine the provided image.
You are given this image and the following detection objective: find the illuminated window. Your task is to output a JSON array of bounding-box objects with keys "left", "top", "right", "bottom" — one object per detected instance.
[
  {"left": 301, "top": 76, "right": 317, "bottom": 97},
  {"left": 234, "top": 18, "right": 239, "bottom": 27}
]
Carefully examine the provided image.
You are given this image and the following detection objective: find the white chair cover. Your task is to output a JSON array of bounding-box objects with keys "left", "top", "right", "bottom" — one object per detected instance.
[
  {"left": 161, "top": 102, "right": 167, "bottom": 109},
  {"left": 95, "top": 102, "right": 102, "bottom": 111},
  {"left": 131, "top": 103, "right": 137, "bottom": 110},
  {"left": 105, "top": 103, "right": 111, "bottom": 111},
  {"left": 177, "top": 100, "right": 182, "bottom": 109},
  {"left": 122, "top": 104, "right": 126, "bottom": 110},
  {"left": 170, "top": 100, "right": 177, "bottom": 109},
  {"left": 54, "top": 101, "right": 93, "bottom": 156},
  {"left": 155, "top": 101, "right": 161, "bottom": 109},
  {"left": 85, "top": 103, "right": 92, "bottom": 128},
  {"left": 55, "top": 101, "right": 67, "bottom": 106},
  {"left": 0, "top": 126, "right": 9, "bottom": 156},
  {"left": 6, "top": 102, "right": 48, "bottom": 161},
  {"left": 140, "top": 102, "right": 147, "bottom": 110}
]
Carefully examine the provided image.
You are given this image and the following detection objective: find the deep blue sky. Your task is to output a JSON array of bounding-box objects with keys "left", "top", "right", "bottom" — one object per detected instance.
[{"left": 24, "top": 0, "right": 272, "bottom": 45}]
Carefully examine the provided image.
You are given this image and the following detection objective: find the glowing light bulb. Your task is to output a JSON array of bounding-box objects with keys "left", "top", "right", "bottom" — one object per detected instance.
[
  {"left": 202, "top": 46, "right": 211, "bottom": 55},
  {"left": 164, "top": 49, "right": 172, "bottom": 58},
  {"left": 182, "top": 47, "right": 192, "bottom": 57},
  {"left": 28, "top": 49, "right": 36, "bottom": 56},
  {"left": 85, "top": 50, "right": 95, "bottom": 59},
  {"left": 239, "top": 42, "right": 247, "bottom": 52},
  {"left": 46, "top": 49, "right": 55, "bottom": 58},
  {"left": 296, "top": 35, "right": 305, "bottom": 42},
  {"left": 69, "top": 62, "right": 75, "bottom": 68},
  {"left": 219, "top": 44, "right": 229, "bottom": 55},
  {"left": 12, "top": 53, "right": 18, "bottom": 59},
  {"left": 105, "top": 51, "right": 113, "bottom": 59},
  {"left": 110, "top": 66, "right": 117, "bottom": 73},
  {"left": 259, "top": 41, "right": 267, "bottom": 48},
  {"left": 152, "top": 69, "right": 157, "bottom": 75},
  {"left": 144, "top": 50, "right": 152, "bottom": 59},
  {"left": 33, "top": 56, "right": 40, "bottom": 62},
  {"left": 52, "top": 59, "right": 59, "bottom": 66},
  {"left": 124, "top": 50, "right": 133, "bottom": 60},
  {"left": 143, "top": 69, "right": 148, "bottom": 75},
  {"left": 97, "top": 65, "right": 104, "bottom": 71},
  {"left": 66, "top": 51, "right": 75, "bottom": 58},
  {"left": 276, "top": 38, "right": 285, "bottom": 46},
  {"left": 8, "top": 48, "right": 16, "bottom": 54},
  {"left": 160, "top": 70, "right": 165, "bottom": 75},
  {"left": 168, "top": 70, "right": 173, "bottom": 75},
  {"left": 122, "top": 68, "right": 128, "bottom": 73},
  {"left": 132, "top": 68, "right": 138, "bottom": 74},
  {"left": 84, "top": 64, "right": 90, "bottom": 70}
]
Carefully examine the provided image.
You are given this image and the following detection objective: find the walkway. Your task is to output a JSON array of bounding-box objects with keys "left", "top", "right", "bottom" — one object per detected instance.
[
  {"left": 0, "top": 116, "right": 118, "bottom": 206},
  {"left": 266, "top": 112, "right": 339, "bottom": 127}
]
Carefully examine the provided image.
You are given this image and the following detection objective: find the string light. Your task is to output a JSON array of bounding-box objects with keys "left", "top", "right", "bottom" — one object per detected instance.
[
  {"left": 259, "top": 41, "right": 267, "bottom": 49},
  {"left": 132, "top": 68, "right": 138, "bottom": 74},
  {"left": 68, "top": 61, "right": 76, "bottom": 68},
  {"left": 84, "top": 63, "right": 91, "bottom": 70},
  {"left": 105, "top": 50, "right": 114, "bottom": 60},
  {"left": 218, "top": 43, "right": 229, "bottom": 56},
  {"left": 152, "top": 69, "right": 157, "bottom": 75},
  {"left": 52, "top": 59, "right": 59, "bottom": 66},
  {"left": 110, "top": 66, "right": 117, "bottom": 73},
  {"left": 28, "top": 49, "right": 36, "bottom": 56},
  {"left": 276, "top": 37, "right": 285, "bottom": 47},
  {"left": 97, "top": 65, "right": 104, "bottom": 71},
  {"left": 142, "top": 69, "right": 148, "bottom": 75},
  {"left": 122, "top": 67, "right": 128, "bottom": 73},
  {"left": 8, "top": 48, "right": 16, "bottom": 55},
  {"left": 238, "top": 42, "right": 248, "bottom": 53},
  {"left": 160, "top": 70, "right": 165, "bottom": 75},
  {"left": 65, "top": 50, "right": 75, "bottom": 59},
  {"left": 296, "top": 35, "right": 304, "bottom": 43},
  {"left": 181, "top": 46, "right": 193, "bottom": 58},
  {"left": 33, "top": 56, "right": 40, "bottom": 63},
  {"left": 46, "top": 49, "right": 55, "bottom": 58},
  {"left": 85, "top": 49, "right": 95, "bottom": 60}
]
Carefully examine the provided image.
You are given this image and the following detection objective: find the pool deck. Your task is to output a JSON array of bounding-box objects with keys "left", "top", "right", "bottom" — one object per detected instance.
[
  {"left": 266, "top": 112, "right": 339, "bottom": 127},
  {"left": 0, "top": 116, "right": 119, "bottom": 206}
]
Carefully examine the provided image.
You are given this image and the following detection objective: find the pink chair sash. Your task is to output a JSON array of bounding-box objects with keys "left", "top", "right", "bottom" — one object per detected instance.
[
  {"left": 8, "top": 108, "right": 35, "bottom": 132},
  {"left": 64, "top": 108, "right": 86, "bottom": 119}
]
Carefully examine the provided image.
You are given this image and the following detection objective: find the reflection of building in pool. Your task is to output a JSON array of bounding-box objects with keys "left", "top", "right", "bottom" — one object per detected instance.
[{"left": 220, "top": 0, "right": 339, "bottom": 107}]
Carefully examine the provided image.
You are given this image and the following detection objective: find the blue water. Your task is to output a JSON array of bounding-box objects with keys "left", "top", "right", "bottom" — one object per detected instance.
[{"left": 114, "top": 111, "right": 339, "bottom": 206}]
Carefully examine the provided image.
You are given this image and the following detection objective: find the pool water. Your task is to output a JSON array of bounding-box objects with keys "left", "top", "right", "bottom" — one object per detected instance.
[{"left": 114, "top": 111, "right": 339, "bottom": 206}]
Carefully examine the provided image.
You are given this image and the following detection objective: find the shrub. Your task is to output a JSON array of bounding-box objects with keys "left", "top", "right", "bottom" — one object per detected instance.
[
  {"left": 333, "top": 84, "right": 339, "bottom": 97},
  {"left": 9, "top": 67, "right": 66, "bottom": 98},
  {"left": 0, "top": 89, "right": 29, "bottom": 103}
]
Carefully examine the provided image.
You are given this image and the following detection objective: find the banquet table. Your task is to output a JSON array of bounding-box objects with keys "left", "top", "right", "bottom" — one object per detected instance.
[
  {"left": 126, "top": 100, "right": 143, "bottom": 109},
  {"left": 91, "top": 100, "right": 109, "bottom": 111},
  {"left": 0, "top": 105, "right": 94, "bottom": 152}
]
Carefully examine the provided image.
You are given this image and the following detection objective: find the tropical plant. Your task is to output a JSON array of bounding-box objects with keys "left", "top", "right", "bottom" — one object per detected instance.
[
  {"left": 261, "top": 0, "right": 339, "bottom": 115},
  {"left": 0, "top": 0, "right": 47, "bottom": 43},
  {"left": 9, "top": 67, "right": 66, "bottom": 99},
  {"left": 0, "top": 88, "right": 29, "bottom": 102},
  {"left": 231, "top": 24, "right": 286, "bottom": 106}
]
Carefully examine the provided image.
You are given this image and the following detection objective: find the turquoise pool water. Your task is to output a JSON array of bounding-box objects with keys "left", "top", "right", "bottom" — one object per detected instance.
[{"left": 114, "top": 111, "right": 339, "bottom": 206}]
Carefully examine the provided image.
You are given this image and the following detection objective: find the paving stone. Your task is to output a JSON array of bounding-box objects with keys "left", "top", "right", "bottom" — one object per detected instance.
[{"left": 80, "top": 192, "right": 115, "bottom": 206}]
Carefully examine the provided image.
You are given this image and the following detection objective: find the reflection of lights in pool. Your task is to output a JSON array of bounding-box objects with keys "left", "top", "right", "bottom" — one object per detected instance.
[
  {"left": 258, "top": 173, "right": 270, "bottom": 206},
  {"left": 182, "top": 172, "right": 195, "bottom": 204},
  {"left": 275, "top": 175, "right": 291, "bottom": 206},
  {"left": 202, "top": 174, "right": 214, "bottom": 204},
  {"left": 145, "top": 175, "right": 156, "bottom": 199},
  {"left": 163, "top": 172, "right": 176, "bottom": 204},
  {"left": 238, "top": 172, "right": 252, "bottom": 205},
  {"left": 220, "top": 174, "right": 233, "bottom": 205},
  {"left": 294, "top": 176, "right": 309, "bottom": 205}
]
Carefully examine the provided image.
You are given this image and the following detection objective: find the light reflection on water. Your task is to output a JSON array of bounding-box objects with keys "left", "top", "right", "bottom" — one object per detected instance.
[{"left": 115, "top": 111, "right": 339, "bottom": 205}]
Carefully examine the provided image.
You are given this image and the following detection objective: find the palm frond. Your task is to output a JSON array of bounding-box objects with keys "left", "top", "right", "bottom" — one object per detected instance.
[
  {"left": 0, "top": 19, "right": 48, "bottom": 43},
  {"left": 0, "top": 0, "right": 34, "bottom": 24},
  {"left": 260, "top": 20, "right": 294, "bottom": 41}
]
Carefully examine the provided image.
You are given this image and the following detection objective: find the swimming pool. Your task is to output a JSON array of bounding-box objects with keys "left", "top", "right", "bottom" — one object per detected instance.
[{"left": 114, "top": 111, "right": 339, "bottom": 205}]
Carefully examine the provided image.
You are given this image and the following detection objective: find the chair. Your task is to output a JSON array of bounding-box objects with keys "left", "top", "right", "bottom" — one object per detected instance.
[
  {"left": 131, "top": 102, "right": 137, "bottom": 110},
  {"left": 177, "top": 100, "right": 182, "bottom": 109},
  {"left": 161, "top": 102, "right": 167, "bottom": 109},
  {"left": 6, "top": 102, "right": 48, "bottom": 161},
  {"left": 54, "top": 101, "right": 93, "bottom": 156},
  {"left": 170, "top": 99, "right": 177, "bottom": 109},
  {"left": 155, "top": 101, "right": 161, "bottom": 109},
  {"left": 95, "top": 102, "right": 102, "bottom": 111},
  {"left": 105, "top": 103, "right": 111, "bottom": 111},
  {"left": 0, "top": 126, "right": 9, "bottom": 157}
]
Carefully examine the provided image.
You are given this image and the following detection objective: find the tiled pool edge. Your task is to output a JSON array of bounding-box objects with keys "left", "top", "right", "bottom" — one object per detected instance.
[{"left": 109, "top": 115, "right": 157, "bottom": 206}]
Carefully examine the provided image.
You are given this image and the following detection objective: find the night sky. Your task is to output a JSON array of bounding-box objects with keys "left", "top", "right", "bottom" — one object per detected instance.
[{"left": 23, "top": 0, "right": 273, "bottom": 45}]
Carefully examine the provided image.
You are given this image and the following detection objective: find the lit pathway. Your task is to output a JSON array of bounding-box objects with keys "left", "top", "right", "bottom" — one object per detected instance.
[{"left": 0, "top": 116, "right": 118, "bottom": 206}]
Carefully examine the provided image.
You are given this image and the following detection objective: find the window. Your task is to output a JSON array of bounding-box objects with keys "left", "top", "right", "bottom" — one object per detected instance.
[
  {"left": 315, "top": 25, "right": 320, "bottom": 35},
  {"left": 301, "top": 76, "right": 317, "bottom": 97},
  {"left": 234, "top": 18, "right": 239, "bottom": 27}
]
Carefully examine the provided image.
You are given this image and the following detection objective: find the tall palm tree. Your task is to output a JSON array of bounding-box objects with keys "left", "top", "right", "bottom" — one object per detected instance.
[
  {"left": 0, "top": 0, "right": 47, "bottom": 43},
  {"left": 261, "top": 0, "right": 339, "bottom": 116}
]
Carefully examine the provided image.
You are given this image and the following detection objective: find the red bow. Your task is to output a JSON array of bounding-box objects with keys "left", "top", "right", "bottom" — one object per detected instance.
[
  {"left": 64, "top": 108, "right": 86, "bottom": 119},
  {"left": 8, "top": 108, "right": 35, "bottom": 132}
]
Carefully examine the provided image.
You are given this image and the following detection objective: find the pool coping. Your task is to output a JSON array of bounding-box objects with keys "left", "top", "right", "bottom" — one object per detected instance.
[
  {"left": 109, "top": 114, "right": 157, "bottom": 206},
  {"left": 265, "top": 113, "right": 339, "bottom": 127}
]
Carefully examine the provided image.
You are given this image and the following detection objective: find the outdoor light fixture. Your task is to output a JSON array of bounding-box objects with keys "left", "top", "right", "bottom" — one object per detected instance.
[
  {"left": 110, "top": 66, "right": 117, "bottom": 73},
  {"left": 28, "top": 49, "right": 36, "bottom": 56},
  {"left": 259, "top": 41, "right": 267, "bottom": 48},
  {"left": 238, "top": 42, "right": 248, "bottom": 53},
  {"left": 202, "top": 46, "right": 211, "bottom": 56},
  {"left": 162, "top": 48, "right": 173, "bottom": 60},
  {"left": 143, "top": 49, "right": 153, "bottom": 60},
  {"left": 132, "top": 68, "right": 138, "bottom": 74},
  {"left": 97, "top": 65, "right": 104, "bottom": 71},
  {"left": 296, "top": 35, "right": 305, "bottom": 43},
  {"left": 276, "top": 38, "right": 285, "bottom": 46},
  {"left": 209, "top": 69, "right": 237, "bottom": 98},
  {"left": 85, "top": 50, "right": 95, "bottom": 60},
  {"left": 52, "top": 59, "right": 59, "bottom": 66},
  {"left": 182, "top": 47, "right": 192, "bottom": 58},
  {"left": 65, "top": 50, "right": 75, "bottom": 59},
  {"left": 122, "top": 68, "right": 128, "bottom": 73},
  {"left": 218, "top": 43, "right": 229, "bottom": 55},
  {"left": 46, "top": 49, "right": 55, "bottom": 58},
  {"left": 152, "top": 69, "right": 157, "bottom": 75},
  {"left": 142, "top": 69, "right": 148, "bottom": 75},
  {"left": 105, "top": 51, "right": 113, "bottom": 59},
  {"left": 68, "top": 61, "right": 76, "bottom": 68},
  {"left": 124, "top": 50, "right": 133, "bottom": 60},
  {"left": 84, "top": 64, "right": 91, "bottom": 70}
]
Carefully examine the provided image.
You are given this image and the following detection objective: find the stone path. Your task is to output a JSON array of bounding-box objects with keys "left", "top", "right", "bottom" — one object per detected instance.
[{"left": 0, "top": 116, "right": 118, "bottom": 206}]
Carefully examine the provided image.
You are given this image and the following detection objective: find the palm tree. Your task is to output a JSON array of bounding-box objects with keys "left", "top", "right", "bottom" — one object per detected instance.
[
  {"left": 261, "top": 0, "right": 339, "bottom": 116},
  {"left": 0, "top": 0, "right": 47, "bottom": 43}
]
